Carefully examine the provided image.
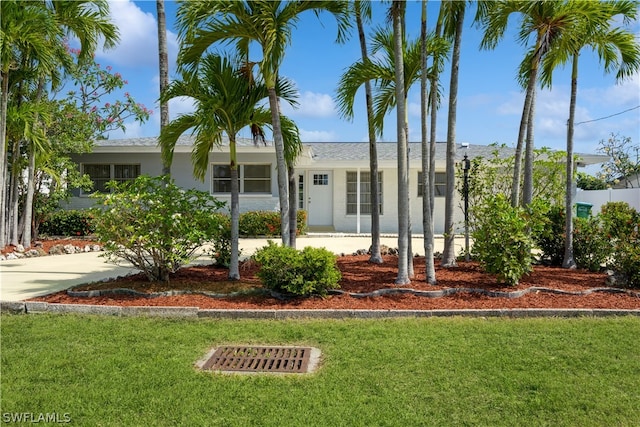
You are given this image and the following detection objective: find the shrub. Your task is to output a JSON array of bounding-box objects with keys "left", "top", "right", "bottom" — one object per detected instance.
[
  {"left": 253, "top": 241, "right": 341, "bottom": 296},
  {"left": 611, "top": 238, "right": 640, "bottom": 288},
  {"left": 91, "top": 175, "right": 225, "bottom": 282},
  {"left": 471, "top": 195, "right": 544, "bottom": 286},
  {"left": 534, "top": 204, "right": 565, "bottom": 266},
  {"left": 39, "top": 210, "right": 95, "bottom": 236},
  {"left": 573, "top": 217, "right": 611, "bottom": 272},
  {"left": 599, "top": 202, "right": 639, "bottom": 242},
  {"left": 208, "top": 213, "right": 233, "bottom": 267},
  {"left": 239, "top": 210, "right": 307, "bottom": 236}
]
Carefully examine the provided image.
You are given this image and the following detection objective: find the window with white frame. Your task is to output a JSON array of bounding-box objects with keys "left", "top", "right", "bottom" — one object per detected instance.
[
  {"left": 212, "top": 164, "right": 271, "bottom": 194},
  {"left": 346, "top": 171, "right": 383, "bottom": 215},
  {"left": 417, "top": 171, "right": 446, "bottom": 197},
  {"left": 82, "top": 164, "right": 140, "bottom": 193}
]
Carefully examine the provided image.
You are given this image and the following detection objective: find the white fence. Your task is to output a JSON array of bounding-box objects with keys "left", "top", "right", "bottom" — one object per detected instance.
[{"left": 575, "top": 188, "right": 640, "bottom": 215}]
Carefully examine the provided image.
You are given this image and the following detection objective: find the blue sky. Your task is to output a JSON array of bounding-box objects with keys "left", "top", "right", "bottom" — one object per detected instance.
[{"left": 93, "top": 0, "right": 640, "bottom": 157}]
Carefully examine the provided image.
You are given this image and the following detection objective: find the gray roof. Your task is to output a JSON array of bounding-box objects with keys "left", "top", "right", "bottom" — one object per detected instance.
[{"left": 93, "top": 136, "right": 607, "bottom": 166}]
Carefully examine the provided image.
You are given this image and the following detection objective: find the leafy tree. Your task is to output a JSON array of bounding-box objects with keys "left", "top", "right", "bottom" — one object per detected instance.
[
  {"left": 458, "top": 144, "right": 567, "bottom": 231},
  {"left": 576, "top": 172, "right": 608, "bottom": 190},
  {"left": 597, "top": 133, "right": 640, "bottom": 188},
  {"left": 92, "top": 176, "right": 226, "bottom": 283}
]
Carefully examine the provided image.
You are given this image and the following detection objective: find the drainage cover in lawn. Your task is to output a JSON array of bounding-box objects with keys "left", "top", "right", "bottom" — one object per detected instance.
[{"left": 199, "top": 346, "right": 319, "bottom": 374}]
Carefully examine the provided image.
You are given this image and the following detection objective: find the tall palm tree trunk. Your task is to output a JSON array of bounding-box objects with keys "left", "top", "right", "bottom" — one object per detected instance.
[
  {"left": 229, "top": 140, "right": 240, "bottom": 280},
  {"left": 267, "top": 88, "right": 290, "bottom": 247},
  {"left": 355, "top": 0, "right": 382, "bottom": 264},
  {"left": 421, "top": 0, "right": 436, "bottom": 284},
  {"left": 522, "top": 89, "right": 536, "bottom": 206},
  {"left": 157, "top": 0, "right": 171, "bottom": 176},
  {"left": 441, "top": 5, "right": 465, "bottom": 267},
  {"left": 562, "top": 54, "right": 579, "bottom": 269},
  {"left": 0, "top": 72, "right": 9, "bottom": 247},
  {"left": 288, "top": 165, "right": 297, "bottom": 249},
  {"left": 392, "top": 0, "right": 410, "bottom": 285}
]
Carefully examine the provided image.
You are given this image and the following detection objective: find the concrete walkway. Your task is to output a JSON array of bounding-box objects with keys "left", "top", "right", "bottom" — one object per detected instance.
[{"left": 1, "top": 235, "right": 461, "bottom": 302}]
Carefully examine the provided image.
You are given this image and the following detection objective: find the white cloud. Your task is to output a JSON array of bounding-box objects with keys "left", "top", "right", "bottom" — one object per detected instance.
[
  {"left": 581, "top": 73, "right": 640, "bottom": 108},
  {"left": 97, "top": 0, "right": 179, "bottom": 69},
  {"left": 299, "top": 129, "right": 337, "bottom": 142},
  {"left": 284, "top": 91, "right": 336, "bottom": 118},
  {"left": 168, "top": 96, "right": 196, "bottom": 118},
  {"left": 106, "top": 119, "right": 145, "bottom": 139}
]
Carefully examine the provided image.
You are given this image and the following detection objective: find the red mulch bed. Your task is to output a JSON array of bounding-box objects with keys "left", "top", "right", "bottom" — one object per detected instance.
[{"left": 20, "top": 239, "right": 640, "bottom": 311}]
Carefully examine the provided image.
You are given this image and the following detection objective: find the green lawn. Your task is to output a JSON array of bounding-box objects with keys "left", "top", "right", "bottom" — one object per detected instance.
[{"left": 1, "top": 315, "right": 639, "bottom": 426}]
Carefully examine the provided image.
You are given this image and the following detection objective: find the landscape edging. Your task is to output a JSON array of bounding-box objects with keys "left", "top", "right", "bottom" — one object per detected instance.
[{"left": 2, "top": 300, "right": 639, "bottom": 318}]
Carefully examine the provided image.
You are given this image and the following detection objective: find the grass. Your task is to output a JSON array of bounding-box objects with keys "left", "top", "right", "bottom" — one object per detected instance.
[{"left": 1, "top": 315, "right": 639, "bottom": 426}]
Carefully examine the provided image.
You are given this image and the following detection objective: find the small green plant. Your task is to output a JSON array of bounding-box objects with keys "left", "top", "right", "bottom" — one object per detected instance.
[
  {"left": 39, "top": 210, "right": 95, "bottom": 236},
  {"left": 535, "top": 205, "right": 566, "bottom": 266},
  {"left": 91, "top": 175, "right": 225, "bottom": 282},
  {"left": 471, "top": 195, "right": 544, "bottom": 285},
  {"left": 573, "top": 216, "right": 611, "bottom": 272},
  {"left": 253, "top": 241, "right": 341, "bottom": 296}
]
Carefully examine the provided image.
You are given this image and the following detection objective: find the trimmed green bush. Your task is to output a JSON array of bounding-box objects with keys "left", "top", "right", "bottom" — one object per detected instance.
[
  {"left": 573, "top": 216, "right": 611, "bottom": 272},
  {"left": 239, "top": 210, "right": 307, "bottom": 236},
  {"left": 91, "top": 175, "right": 226, "bottom": 282},
  {"left": 612, "top": 237, "right": 640, "bottom": 288},
  {"left": 39, "top": 210, "right": 95, "bottom": 236},
  {"left": 253, "top": 241, "right": 341, "bottom": 296},
  {"left": 599, "top": 202, "right": 639, "bottom": 242},
  {"left": 471, "top": 195, "right": 545, "bottom": 286},
  {"left": 534, "top": 204, "right": 565, "bottom": 266}
]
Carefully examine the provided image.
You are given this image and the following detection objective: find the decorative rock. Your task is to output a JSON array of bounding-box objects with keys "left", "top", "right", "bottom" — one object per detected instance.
[
  {"left": 388, "top": 247, "right": 398, "bottom": 256},
  {"left": 92, "top": 244, "right": 102, "bottom": 252},
  {"left": 49, "top": 245, "right": 65, "bottom": 255},
  {"left": 15, "top": 244, "right": 25, "bottom": 253},
  {"left": 84, "top": 245, "right": 92, "bottom": 252},
  {"left": 0, "top": 255, "right": 5, "bottom": 261},
  {"left": 63, "top": 244, "right": 76, "bottom": 254},
  {"left": 6, "top": 253, "right": 18, "bottom": 260},
  {"left": 25, "top": 249, "right": 40, "bottom": 258}
]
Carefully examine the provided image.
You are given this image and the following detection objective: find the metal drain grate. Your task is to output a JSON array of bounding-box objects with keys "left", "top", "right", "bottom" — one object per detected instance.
[{"left": 201, "top": 346, "right": 313, "bottom": 373}]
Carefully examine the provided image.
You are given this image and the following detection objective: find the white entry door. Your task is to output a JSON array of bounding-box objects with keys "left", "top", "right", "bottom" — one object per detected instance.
[{"left": 307, "top": 171, "right": 333, "bottom": 227}]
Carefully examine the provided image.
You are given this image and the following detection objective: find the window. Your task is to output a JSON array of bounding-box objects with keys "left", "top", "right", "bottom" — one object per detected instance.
[
  {"left": 83, "top": 164, "right": 140, "bottom": 193},
  {"left": 212, "top": 164, "right": 271, "bottom": 194},
  {"left": 313, "top": 174, "right": 328, "bottom": 186},
  {"left": 417, "top": 172, "right": 446, "bottom": 197},
  {"left": 346, "top": 171, "right": 383, "bottom": 215},
  {"left": 298, "top": 174, "right": 304, "bottom": 209}
]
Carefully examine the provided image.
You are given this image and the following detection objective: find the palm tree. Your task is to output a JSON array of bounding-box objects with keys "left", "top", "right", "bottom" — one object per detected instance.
[
  {"left": 538, "top": 0, "right": 640, "bottom": 269},
  {"left": 156, "top": 0, "right": 171, "bottom": 176},
  {"left": 354, "top": 0, "right": 383, "bottom": 264},
  {"left": 159, "top": 54, "right": 299, "bottom": 280},
  {"left": 441, "top": 0, "right": 467, "bottom": 268},
  {"left": 390, "top": 0, "right": 410, "bottom": 285},
  {"left": 478, "top": 0, "right": 591, "bottom": 208},
  {"left": 420, "top": 0, "right": 442, "bottom": 285},
  {"left": 1, "top": 0, "right": 117, "bottom": 247},
  {"left": 175, "top": 0, "right": 350, "bottom": 247}
]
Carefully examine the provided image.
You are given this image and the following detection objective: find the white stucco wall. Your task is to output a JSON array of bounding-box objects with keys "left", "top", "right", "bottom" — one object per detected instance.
[
  {"left": 316, "top": 167, "right": 464, "bottom": 235},
  {"left": 67, "top": 150, "right": 464, "bottom": 234}
]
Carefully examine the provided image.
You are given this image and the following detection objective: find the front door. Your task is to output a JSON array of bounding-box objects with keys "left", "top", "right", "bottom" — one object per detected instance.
[{"left": 307, "top": 171, "right": 333, "bottom": 228}]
